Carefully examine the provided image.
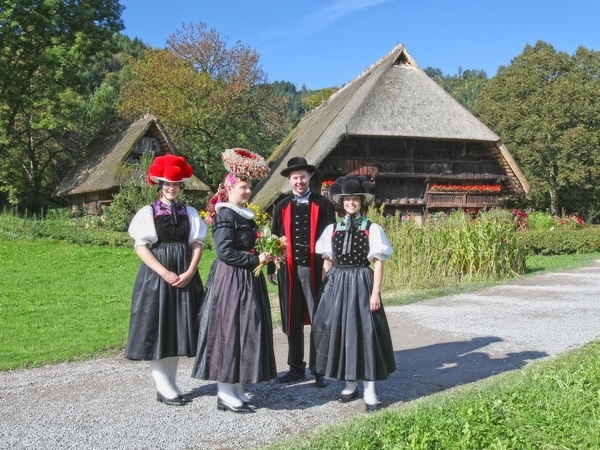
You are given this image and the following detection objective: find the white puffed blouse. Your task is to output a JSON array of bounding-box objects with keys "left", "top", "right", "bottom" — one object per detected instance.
[
  {"left": 128, "top": 205, "right": 207, "bottom": 248},
  {"left": 315, "top": 222, "right": 393, "bottom": 263}
]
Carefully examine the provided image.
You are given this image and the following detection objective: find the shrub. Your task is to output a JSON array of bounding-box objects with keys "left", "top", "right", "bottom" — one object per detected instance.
[
  {"left": 527, "top": 210, "right": 587, "bottom": 231},
  {"left": 519, "top": 228, "right": 600, "bottom": 255},
  {"left": 0, "top": 209, "right": 131, "bottom": 247},
  {"left": 527, "top": 211, "right": 556, "bottom": 230}
]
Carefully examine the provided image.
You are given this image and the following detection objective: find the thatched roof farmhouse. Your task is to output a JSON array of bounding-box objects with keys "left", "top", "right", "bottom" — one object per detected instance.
[
  {"left": 251, "top": 44, "right": 529, "bottom": 216},
  {"left": 55, "top": 114, "right": 209, "bottom": 213}
]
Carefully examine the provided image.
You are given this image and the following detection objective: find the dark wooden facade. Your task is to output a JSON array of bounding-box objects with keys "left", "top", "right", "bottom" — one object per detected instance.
[{"left": 318, "top": 136, "right": 506, "bottom": 213}]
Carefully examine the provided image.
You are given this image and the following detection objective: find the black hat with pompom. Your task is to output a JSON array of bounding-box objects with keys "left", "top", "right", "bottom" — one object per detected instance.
[{"left": 329, "top": 174, "right": 375, "bottom": 204}]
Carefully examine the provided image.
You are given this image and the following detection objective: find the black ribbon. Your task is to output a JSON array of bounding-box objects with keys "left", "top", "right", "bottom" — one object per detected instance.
[
  {"left": 169, "top": 200, "right": 179, "bottom": 225},
  {"left": 341, "top": 214, "right": 359, "bottom": 256}
]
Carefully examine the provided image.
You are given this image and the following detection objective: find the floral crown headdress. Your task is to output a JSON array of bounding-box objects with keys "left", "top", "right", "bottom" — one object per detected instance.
[
  {"left": 221, "top": 148, "right": 269, "bottom": 180},
  {"left": 205, "top": 148, "right": 269, "bottom": 224}
]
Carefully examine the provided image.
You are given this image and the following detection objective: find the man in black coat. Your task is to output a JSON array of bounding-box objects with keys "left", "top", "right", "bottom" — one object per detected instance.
[{"left": 268, "top": 157, "right": 336, "bottom": 387}]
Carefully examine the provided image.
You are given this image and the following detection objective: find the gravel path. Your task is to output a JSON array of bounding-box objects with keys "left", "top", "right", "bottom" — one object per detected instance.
[{"left": 2, "top": 261, "right": 600, "bottom": 449}]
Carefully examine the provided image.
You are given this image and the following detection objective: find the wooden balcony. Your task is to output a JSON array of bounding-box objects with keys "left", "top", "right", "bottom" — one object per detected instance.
[{"left": 426, "top": 192, "right": 499, "bottom": 208}]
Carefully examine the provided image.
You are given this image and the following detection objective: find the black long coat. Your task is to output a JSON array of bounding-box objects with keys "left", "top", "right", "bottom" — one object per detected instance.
[{"left": 269, "top": 193, "right": 335, "bottom": 336}]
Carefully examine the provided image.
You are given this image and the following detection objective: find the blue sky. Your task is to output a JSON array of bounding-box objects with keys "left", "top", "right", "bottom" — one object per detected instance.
[{"left": 120, "top": 0, "right": 599, "bottom": 90}]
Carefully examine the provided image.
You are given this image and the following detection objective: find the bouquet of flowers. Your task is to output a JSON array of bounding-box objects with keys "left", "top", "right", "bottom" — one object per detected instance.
[{"left": 253, "top": 229, "right": 287, "bottom": 277}]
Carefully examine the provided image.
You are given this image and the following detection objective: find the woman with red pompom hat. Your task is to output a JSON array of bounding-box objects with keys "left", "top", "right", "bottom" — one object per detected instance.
[{"left": 125, "top": 154, "right": 206, "bottom": 406}]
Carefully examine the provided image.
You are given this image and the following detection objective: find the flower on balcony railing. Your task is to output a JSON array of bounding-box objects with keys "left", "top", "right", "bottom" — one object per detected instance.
[{"left": 429, "top": 184, "right": 502, "bottom": 193}]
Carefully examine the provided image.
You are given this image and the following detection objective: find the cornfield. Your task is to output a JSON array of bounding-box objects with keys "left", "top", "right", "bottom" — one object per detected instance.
[{"left": 367, "top": 208, "right": 526, "bottom": 291}]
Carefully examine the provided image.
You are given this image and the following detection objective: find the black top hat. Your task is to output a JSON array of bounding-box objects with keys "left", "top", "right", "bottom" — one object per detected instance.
[
  {"left": 329, "top": 174, "right": 375, "bottom": 204},
  {"left": 280, "top": 157, "right": 316, "bottom": 177}
]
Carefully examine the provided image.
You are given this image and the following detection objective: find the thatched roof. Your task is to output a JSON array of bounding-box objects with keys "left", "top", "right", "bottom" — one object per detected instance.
[
  {"left": 55, "top": 115, "right": 209, "bottom": 197},
  {"left": 251, "top": 44, "right": 529, "bottom": 209}
]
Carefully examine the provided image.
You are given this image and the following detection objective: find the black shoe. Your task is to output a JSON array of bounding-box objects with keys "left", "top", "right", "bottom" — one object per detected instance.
[
  {"left": 277, "top": 369, "right": 306, "bottom": 383},
  {"left": 217, "top": 397, "right": 254, "bottom": 413},
  {"left": 339, "top": 388, "right": 359, "bottom": 403},
  {"left": 243, "top": 401, "right": 259, "bottom": 411},
  {"left": 156, "top": 392, "right": 187, "bottom": 406},
  {"left": 179, "top": 395, "right": 192, "bottom": 403},
  {"left": 314, "top": 374, "right": 327, "bottom": 388},
  {"left": 365, "top": 402, "right": 380, "bottom": 413}
]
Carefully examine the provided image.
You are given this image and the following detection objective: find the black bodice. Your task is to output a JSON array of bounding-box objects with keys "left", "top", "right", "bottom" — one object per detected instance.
[
  {"left": 154, "top": 212, "right": 190, "bottom": 244},
  {"left": 332, "top": 220, "right": 371, "bottom": 266}
]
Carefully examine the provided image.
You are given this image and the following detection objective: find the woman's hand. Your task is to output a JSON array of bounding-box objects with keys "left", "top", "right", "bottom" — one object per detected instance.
[
  {"left": 370, "top": 292, "right": 381, "bottom": 311},
  {"left": 258, "top": 252, "right": 274, "bottom": 265},
  {"left": 172, "top": 270, "right": 194, "bottom": 288},
  {"left": 161, "top": 270, "right": 181, "bottom": 286}
]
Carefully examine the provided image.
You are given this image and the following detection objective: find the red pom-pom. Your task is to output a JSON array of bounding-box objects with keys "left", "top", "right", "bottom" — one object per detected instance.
[
  {"left": 146, "top": 154, "right": 193, "bottom": 184},
  {"left": 152, "top": 155, "right": 166, "bottom": 167},
  {"left": 182, "top": 163, "right": 193, "bottom": 179},
  {"left": 148, "top": 164, "right": 165, "bottom": 179},
  {"left": 164, "top": 166, "right": 183, "bottom": 182},
  {"left": 162, "top": 154, "right": 180, "bottom": 167}
]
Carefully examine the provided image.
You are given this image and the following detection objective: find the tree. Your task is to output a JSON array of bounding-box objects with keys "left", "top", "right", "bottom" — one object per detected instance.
[
  {"left": 425, "top": 66, "right": 488, "bottom": 113},
  {"left": 119, "top": 23, "right": 286, "bottom": 188},
  {"left": 0, "top": 0, "right": 124, "bottom": 209},
  {"left": 302, "top": 87, "right": 338, "bottom": 111},
  {"left": 474, "top": 41, "right": 600, "bottom": 218}
]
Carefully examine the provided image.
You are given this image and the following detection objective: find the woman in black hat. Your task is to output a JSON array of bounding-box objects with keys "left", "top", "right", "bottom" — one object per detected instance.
[{"left": 313, "top": 175, "right": 396, "bottom": 412}]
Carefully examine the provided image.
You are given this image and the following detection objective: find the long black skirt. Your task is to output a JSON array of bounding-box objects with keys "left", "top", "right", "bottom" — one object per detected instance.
[
  {"left": 191, "top": 260, "right": 277, "bottom": 384},
  {"left": 125, "top": 242, "right": 204, "bottom": 360},
  {"left": 313, "top": 265, "right": 396, "bottom": 381}
]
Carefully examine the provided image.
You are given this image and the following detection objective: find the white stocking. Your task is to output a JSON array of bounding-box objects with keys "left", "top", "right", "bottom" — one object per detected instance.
[
  {"left": 150, "top": 359, "right": 179, "bottom": 400},
  {"left": 341, "top": 380, "right": 357, "bottom": 395},
  {"left": 363, "top": 380, "right": 379, "bottom": 405},
  {"left": 232, "top": 383, "right": 250, "bottom": 402},
  {"left": 164, "top": 356, "right": 182, "bottom": 396},
  {"left": 217, "top": 382, "right": 243, "bottom": 407}
]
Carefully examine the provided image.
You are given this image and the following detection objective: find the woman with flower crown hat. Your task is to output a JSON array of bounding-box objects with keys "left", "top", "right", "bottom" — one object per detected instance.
[
  {"left": 125, "top": 154, "right": 207, "bottom": 406},
  {"left": 191, "top": 148, "right": 277, "bottom": 413}
]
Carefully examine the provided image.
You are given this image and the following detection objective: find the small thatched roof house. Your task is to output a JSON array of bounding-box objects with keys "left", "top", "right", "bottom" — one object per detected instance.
[
  {"left": 55, "top": 115, "right": 209, "bottom": 212},
  {"left": 251, "top": 44, "right": 529, "bottom": 214}
]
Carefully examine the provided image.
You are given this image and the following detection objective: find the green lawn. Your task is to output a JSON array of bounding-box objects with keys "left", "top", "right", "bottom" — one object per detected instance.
[{"left": 0, "top": 237, "right": 214, "bottom": 369}]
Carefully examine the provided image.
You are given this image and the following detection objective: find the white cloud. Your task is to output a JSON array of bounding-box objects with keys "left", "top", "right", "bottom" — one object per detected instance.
[{"left": 258, "top": 0, "right": 391, "bottom": 50}]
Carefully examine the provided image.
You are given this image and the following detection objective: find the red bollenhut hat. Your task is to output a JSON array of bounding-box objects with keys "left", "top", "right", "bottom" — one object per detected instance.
[{"left": 147, "top": 154, "right": 194, "bottom": 185}]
